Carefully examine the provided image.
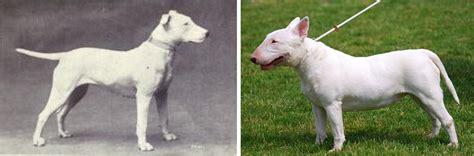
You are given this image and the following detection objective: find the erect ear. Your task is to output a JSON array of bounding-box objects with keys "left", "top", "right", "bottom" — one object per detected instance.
[
  {"left": 160, "top": 14, "right": 171, "bottom": 31},
  {"left": 160, "top": 14, "right": 170, "bottom": 25},
  {"left": 169, "top": 10, "right": 177, "bottom": 15},
  {"left": 286, "top": 17, "right": 301, "bottom": 29},
  {"left": 291, "top": 16, "right": 309, "bottom": 38}
]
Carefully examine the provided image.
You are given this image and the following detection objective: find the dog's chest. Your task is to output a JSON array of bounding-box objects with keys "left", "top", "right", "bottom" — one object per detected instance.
[
  {"left": 152, "top": 52, "right": 174, "bottom": 86},
  {"left": 134, "top": 49, "right": 174, "bottom": 86},
  {"left": 103, "top": 53, "right": 173, "bottom": 97},
  {"left": 300, "top": 77, "right": 321, "bottom": 104},
  {"left": 298, "top": 67, "right": 323, "bottom": 102}
]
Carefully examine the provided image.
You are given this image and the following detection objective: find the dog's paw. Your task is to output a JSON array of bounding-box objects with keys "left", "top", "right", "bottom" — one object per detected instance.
[
  {"left": 426, "top": 133, "right": 437, "bottom": 139},
  {"left": 448, "top": 142, "right": 459, "bottom": 148},
  {"left": 138, "top": 142, "right": 154, "bottom": 151},
  {"left": 59, "top": 131, "right": 73, "bottom": 138},
  {"left": 328, "top": 147, "right": 342, "bottom": 153},
  {"left": 315, "top": 135, "right": 327, "bottom": 145},
  {"left": 163, "top": 133, "right": 177, "bottom": 141},
  {"left": 33, "top": 137, "right": 46, "bottom": 147}
]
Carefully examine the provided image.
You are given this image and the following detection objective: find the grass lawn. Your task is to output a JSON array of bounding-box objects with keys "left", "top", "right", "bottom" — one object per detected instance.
[{"left": 241, "top": 0, "right": 473, "bottom": 155}]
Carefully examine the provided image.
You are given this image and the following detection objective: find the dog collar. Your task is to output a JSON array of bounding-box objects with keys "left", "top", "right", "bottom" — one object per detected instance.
[{"left": 148, "top": 37, "right": 175, "bottom": 51}]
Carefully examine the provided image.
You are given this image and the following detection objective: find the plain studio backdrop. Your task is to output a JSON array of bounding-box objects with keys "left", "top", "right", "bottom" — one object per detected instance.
[{"left": 0, "top": 0, "right": 236, "bottom": 154}]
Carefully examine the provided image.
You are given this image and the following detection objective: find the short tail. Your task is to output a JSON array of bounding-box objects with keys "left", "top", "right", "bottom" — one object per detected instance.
[
  {"left": 16, "top": 48, "right": 64, "bottom": 60},
  {"left": 423, "top": 50, "right": 460, "bottom": 104}
]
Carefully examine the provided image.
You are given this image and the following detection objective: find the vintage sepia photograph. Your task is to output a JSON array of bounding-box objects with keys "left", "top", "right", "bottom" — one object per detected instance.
[{"left": 0, "top": 0, "right": 236, "bottom": 154}]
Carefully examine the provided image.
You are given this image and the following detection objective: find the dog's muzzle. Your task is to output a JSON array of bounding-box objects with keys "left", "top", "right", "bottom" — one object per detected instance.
[{"left": 250, "top": 57, "right": 257, "bottom": 64}]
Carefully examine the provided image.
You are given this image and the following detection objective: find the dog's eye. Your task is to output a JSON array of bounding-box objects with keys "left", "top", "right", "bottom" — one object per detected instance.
[
  {"left": 271, "top": 40, "right": 278, "bottom": 43},
  {"left": 184, "top": 22, "right": 189, "bottom": 25}
]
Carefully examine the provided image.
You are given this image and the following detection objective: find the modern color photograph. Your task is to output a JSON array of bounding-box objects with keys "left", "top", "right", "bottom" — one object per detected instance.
[{"left": 241, "top": 0, "right": 473, "bottom": 154}]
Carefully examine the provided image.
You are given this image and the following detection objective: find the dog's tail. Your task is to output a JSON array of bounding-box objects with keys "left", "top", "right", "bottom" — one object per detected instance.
[
  {"left": 16, "top": 48, "right": 64, "bottom": 60},
  {"left": 423, "top": 50, "right": 460, "bottom": 104}
]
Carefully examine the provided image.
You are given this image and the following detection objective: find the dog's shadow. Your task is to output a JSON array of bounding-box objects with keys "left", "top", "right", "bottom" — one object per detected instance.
[
  {"left": 49, "top": 130, "right": 172, "bottom": 147},
  {"left": 345, "top": 129, "right": 447, "bottom": 146},
  {"left": 243, "top": 128, "right": 447, "bottom": 152}
]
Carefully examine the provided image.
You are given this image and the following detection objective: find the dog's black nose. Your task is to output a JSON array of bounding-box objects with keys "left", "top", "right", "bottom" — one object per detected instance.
[
  {"left": 250, "top": 57, "right": 257, "bottom": 64},
  {"left": 205, "top": 32, "right": 210, "bottom": 37}
]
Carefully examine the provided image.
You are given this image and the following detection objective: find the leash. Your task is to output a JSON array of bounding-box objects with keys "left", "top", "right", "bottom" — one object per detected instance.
[{"left": 314, "top": 0, "right": 381, "bottom": 41}]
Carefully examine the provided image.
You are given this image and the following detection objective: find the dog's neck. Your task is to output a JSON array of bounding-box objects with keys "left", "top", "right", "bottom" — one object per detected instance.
[
  {"left": 147, "top": 25, "right": 181, "bottom": 51},
  {"left": 289, "top": 38, "right": 338, "bottom": 76},
  {"left": 290, "top": 39, "right": 354, "bottom": 77},
  {"left": 148, "top": 36, "right": 176, "bottom": 51},
  {"left": 286, "top": 38, "right": 325, "bottom": 68}
]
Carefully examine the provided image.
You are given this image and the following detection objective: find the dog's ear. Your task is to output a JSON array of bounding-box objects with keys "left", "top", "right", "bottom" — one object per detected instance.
[
  {"left": 286, "top": 17, "right": 301, "bottom": 29},
  {"left": 291, "top": 16, "right": 309, "bottom": 38},
  {"left": 160, "top": 14, "right": 171, "bottom": 25},
  {"left": 169, "top": 10, "right": 177, "bottom": 15},
  {"left": 160, "top": 14, "right": 171, "bottom": 31}
]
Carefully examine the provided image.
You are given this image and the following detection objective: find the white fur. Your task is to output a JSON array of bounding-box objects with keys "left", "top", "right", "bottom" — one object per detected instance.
[
  {"left": 251, "top": 17, "right": 459, "bottom": 152},
  {"left": 16, "top": 10, "right": 208, "bottom": 151}
]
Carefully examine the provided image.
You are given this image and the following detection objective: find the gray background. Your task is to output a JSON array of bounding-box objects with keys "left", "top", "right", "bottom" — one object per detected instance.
[{"left": 0, "top": 0, "right": 236, "bottom": 154}]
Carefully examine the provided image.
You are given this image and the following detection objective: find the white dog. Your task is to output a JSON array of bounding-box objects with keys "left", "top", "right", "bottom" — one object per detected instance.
[
  {"left": 16, "top": 10, "right": 208, "bottom": 151},
  {"left": 250, "top": 17, "right": 459, "bottom": 152}
]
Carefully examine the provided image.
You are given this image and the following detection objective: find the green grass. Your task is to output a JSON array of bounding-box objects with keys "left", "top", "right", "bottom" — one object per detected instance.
[{"left": 241, "top": 0, "right": 474, "bottom": 155}]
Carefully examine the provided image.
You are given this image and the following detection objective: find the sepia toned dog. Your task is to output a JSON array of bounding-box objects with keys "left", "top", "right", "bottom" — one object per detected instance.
[{"left": 16, "top": 10, "right": 209, "bottom": 151}]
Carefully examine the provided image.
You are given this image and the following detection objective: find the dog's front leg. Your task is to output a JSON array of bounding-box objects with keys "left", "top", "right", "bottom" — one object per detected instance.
[
  {"left": 136, "top": 91, "right": 154, "bottom": 151},
  {"left": 324, "top": 101, "right": 345, "bottom": 152},
  {"left": 312, "top": 104, "right": 327, "bottom": 145},
  {"left": 154, "top": 89, "right": 177, "bottom": 141}
]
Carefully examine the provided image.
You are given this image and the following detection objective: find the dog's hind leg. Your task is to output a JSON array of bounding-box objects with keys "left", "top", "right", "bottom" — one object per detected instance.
[
  {"left": 413, "top": 91, "right": 458, "bottom": 148},
  {"left": 56, "top": 84, "right": 89, "bottom": 138},
  {"left": 154, "top": 88, "right": 177, "bottom": 141},
  {"left": 407, "top": 63, "right": 458, "bottom": 147},
  {"left": 33, "top": 69, "right": 79, "bottom": 146},
  {"left": 410, "top": 94, "right": 442, "bottom": 138}
]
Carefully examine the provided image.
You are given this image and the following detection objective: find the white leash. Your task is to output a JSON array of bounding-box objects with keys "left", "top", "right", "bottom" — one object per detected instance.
[{"left": 314, "top": 0, "right": 381, "bottom": 41}]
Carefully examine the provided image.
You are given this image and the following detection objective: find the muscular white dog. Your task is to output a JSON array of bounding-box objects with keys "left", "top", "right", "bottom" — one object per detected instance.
[
  {"left": 250, "top": 17, "right": 459, "bottom": 152},
  {"left": 16, "top": 10, "right": 208, "bottom": 151}
]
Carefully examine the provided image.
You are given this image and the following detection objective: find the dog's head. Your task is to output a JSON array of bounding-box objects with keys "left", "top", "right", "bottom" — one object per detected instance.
[
  {"left": 152, "top": 10, "right": 209, "bottom": 44},
  {"left": 250, "top": 17, "right": 309, "bottom": 70}
]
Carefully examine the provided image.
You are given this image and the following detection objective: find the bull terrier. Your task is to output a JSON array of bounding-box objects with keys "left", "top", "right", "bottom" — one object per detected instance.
[
  {"left": 16, "top": 10, "right": 209, "bottom": 151},
  {"left": 250, "top": 17, "right": 459, "bottom": 152}
]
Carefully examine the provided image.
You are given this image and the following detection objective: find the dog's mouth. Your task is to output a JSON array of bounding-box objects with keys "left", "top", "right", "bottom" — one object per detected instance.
[
  {"left": 194, "top": 32, "right": 209, "bottom": 43},
  {"left": 194, "top": 36, "right": 207, "bottom": 43},
  {"left": 261, "top": 55, "right": 286, "bottom": 70}
]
